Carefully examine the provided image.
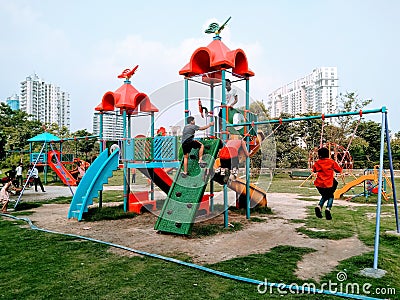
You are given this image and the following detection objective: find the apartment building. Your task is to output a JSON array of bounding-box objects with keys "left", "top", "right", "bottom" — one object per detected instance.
[
  {"left": 6, "top": 93, "right": 20, "bottom": 110},
  {"left": 19, "top": 73, "right": 71, "bottom": 129},
  {"left": 92, "top": 111, "right": 124, "bottom": 140},
  {"left": 267, "top": 67, "right": 338, "bottom": 118}
]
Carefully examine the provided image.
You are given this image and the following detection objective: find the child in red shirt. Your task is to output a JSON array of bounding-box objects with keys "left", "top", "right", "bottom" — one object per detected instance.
[{"left": 313, "top": 147, "right": 342, "bottom": 220}]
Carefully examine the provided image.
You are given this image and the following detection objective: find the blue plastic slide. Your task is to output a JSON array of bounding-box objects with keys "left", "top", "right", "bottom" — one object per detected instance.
[{"left": 68, "top": 149, "right": 119, "bottom": 221}]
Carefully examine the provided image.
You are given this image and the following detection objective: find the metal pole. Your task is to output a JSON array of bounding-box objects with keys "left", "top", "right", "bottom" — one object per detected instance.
[
  {"left": 222, "top": 70, "right": 228, "bottom": 228},
  {"left": 14, "top": 143, "right": 46, "bottom": 208},
  {"left": 384, "top": 111, "right": 399, "bottom": 233},
  {"left": 127, "top": 114, "right": 131, "bottom": 197},
  {"left": 99, "top": 112, "right": 104, "bottom": 208},
  {"left": 150, "top": 112, "right": 155, "bottom": 201},
  {"left": 372, "top": 111, "right": 386, "bottom": 269},
  {"left": 210, "top": 83, "right": 215, "bottom": 137},
  {"left": 245, "top": 77, "right": 250, "bottom": 219},
  {"left": 226, "top": 107, "right": 386, "bottom": 127},
  {"left": 44, "top": 142, "right": 48, "bottom": 184},
  {"left": 210, "top": 83, "right": 214, "bottom": 212},
  {"left": 185, "top": 78, "right": 189, "bottom": 120},
  {"left": 123, "top": 109, "right": 127, "bottom": 212}
]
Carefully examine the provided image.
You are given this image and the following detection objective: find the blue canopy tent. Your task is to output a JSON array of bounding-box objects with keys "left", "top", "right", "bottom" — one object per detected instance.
[{"left": 27, "top": 132, "right": 62, "bottom": 184}]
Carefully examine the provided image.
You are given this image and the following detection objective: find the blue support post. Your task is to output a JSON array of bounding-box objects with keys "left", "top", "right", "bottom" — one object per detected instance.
[
  {"left": 150, "top": 112, "right": 155, "bottom": 201},
  {"left": 185, "top": 78, "right": 189, "bottom": 121},
  {"left": 123, "top": 110, "right": 127, "bottom": 212},
  {"left": 210, "top": 83, "right": 215, "bottom": 212},
  {"left": 372, "top": 111, "right": 386, "bottom": 270},
  {"left": 384, "top": 112, "right": 399, "bottom": 233},
  {"left": 221, "top": 70, "right": 229, "bottom": 228},
  {"left": 245, "top": 77, "right": 250, "bottom": 219},
  {"left": 99, "top": 111, "right": 104, "bottom": 208},
  {"left": 99, "top": 112, "right": 104, "bottom": 152},
  {"left": 127, "top": 114, "right": 131, "bottom": 197},
  {"left": 44, "top": 143, "right": 48, "bottom": 184}
]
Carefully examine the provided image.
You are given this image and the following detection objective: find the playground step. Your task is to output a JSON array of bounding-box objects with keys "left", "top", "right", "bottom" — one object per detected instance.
[{"left": 69, "top": 210, "right": 80, "bottom": 219}]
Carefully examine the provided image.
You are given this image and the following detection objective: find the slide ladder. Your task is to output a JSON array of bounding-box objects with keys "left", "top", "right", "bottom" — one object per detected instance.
[
  {"left": 68, "top": 149, "right": 119, "bottom": 221},
  {"left": 154, "top": 138, "right": 221, "bottom": 235}
]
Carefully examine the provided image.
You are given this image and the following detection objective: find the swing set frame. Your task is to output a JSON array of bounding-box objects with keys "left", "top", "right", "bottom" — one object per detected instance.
[{"left": 227, "top": 106, "right": 398, "bottom": 272}]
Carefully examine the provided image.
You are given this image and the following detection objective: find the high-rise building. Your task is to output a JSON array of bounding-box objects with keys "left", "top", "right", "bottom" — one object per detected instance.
[
  {"left": 19, "top": 73, "right": 70, "bottom": 129},
  {"left": 6, "top": 93, "right": 20, "bottom": 110},
  {"left": 267, "top": 67, "right": 338, "bottom": 118},
  {"left": 92, "top": 111, "right": 124, "bottom": 140}
]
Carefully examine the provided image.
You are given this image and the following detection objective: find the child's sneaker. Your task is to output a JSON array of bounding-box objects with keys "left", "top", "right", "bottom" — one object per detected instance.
[
  {"left": 181, "top": 172, "right": 188, "bottom": 178},
  {"left": 325, "top": 210, "right": 332, "bottom": 220},
  {"left": 315, "top": 206, "right": 323, "bottom": 218}
]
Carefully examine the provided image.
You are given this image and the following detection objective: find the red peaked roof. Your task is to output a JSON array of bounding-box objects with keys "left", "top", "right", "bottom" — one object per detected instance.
[
  {"left": 95, "top": 81, "right": 158, "bottom": 114},
  {"left": 179, "top": 38, "right": 254, "bottom": 78}
]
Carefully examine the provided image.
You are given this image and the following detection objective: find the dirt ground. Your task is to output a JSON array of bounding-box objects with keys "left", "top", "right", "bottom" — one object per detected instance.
[{"left": 8, "top": 185, "right": 372, "bottom": 282}]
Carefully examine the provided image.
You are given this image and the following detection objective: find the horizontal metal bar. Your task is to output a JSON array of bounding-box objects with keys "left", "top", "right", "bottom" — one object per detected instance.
[
  {"left": 126, "top": 161, "right": 180, "bottom": 169},
  {"left": 226, "top": 107, "right": 386, "bottom": 127}
]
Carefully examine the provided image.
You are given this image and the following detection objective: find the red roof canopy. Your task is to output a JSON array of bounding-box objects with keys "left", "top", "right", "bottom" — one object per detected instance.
[
  {"left": 179, "top": 38, "right": 254, "bottom": 78},
  {"left": 95, "top": 80, "right": 158, "bottom": 113}
]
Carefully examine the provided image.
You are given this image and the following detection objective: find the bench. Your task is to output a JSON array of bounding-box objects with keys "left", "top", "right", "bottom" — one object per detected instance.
[{"left": 289, "top": 170, "right": 312, "bottom": 179}]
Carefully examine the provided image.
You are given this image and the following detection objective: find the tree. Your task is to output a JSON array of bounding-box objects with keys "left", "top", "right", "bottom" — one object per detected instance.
[
  {"left": 273, "top": 113, "right": 303, "bottom": 168},
  {"left": 336, "top": 92, "right": 372, "bottom": 142},
  {"left": 0, "top": 103, "right": 43, "bottom": 167},
  {"left": 72, "top": 129, "right": 96, "bottom": 162},
  {"left": 349, "top": 120, "right": 381, "bottom": 168},
  {"left": 298, "top": 113, "right": 324, "bottom": 151}
]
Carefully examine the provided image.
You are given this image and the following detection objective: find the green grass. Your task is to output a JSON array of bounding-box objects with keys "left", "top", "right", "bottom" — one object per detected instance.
[
  {"left": 2, "top": 214, "right": 398, "bottom": 299},
  {"left": 84, "top": 204, "right": 138, "bottom": 221},
  {"left": 0, "top": 218, "right": 337, "bottom": 299},
  {"left": 268, "top": 173, "right": 321, "bottom": 197},
  {"left": 0, "top": 171, "right": 399, "bottom": 299},
  {"left": 191, "top": 221, "right": 243, "bottom": 238}
]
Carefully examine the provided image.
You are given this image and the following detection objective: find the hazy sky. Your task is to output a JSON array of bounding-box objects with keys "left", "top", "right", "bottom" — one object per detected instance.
[{"left": 1, "top": 0, "right": 399, "bottom": 134}]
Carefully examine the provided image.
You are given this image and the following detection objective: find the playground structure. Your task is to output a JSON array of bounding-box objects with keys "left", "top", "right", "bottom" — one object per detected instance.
[
  {"left": 27, "top": 132, "right": 94, "bottom": 186},
  {"left": 308, "top": 142, "right": 354, "bottom": 173},
  {"left": 227, "top": 106, "right": 398, "bottom": 274},
  {"left": 13, "top": 133, "right": 95, "bottom": 208},
  {"left": 334, "top": 165, "right": 393, "bottom": 201},
  {"left": 299, "top": 141, "right": 356, "bottom": 187},
  {"left": 0, "top": 18, "right": 397, "bottom": 295},
  {"left": 67, "top": 24, "right": 268, "bottom": 236},
  {"left": 60, "top": 18, "right": 397, "bottom": 276}
]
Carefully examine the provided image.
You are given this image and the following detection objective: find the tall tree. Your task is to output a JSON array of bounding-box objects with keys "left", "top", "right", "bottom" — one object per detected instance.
[
  {"left": 336, "top": 92, "right": 372, "bottom": 142},
  {"left": 0, "top": 103, "right": 43, "bottom": 165}
]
